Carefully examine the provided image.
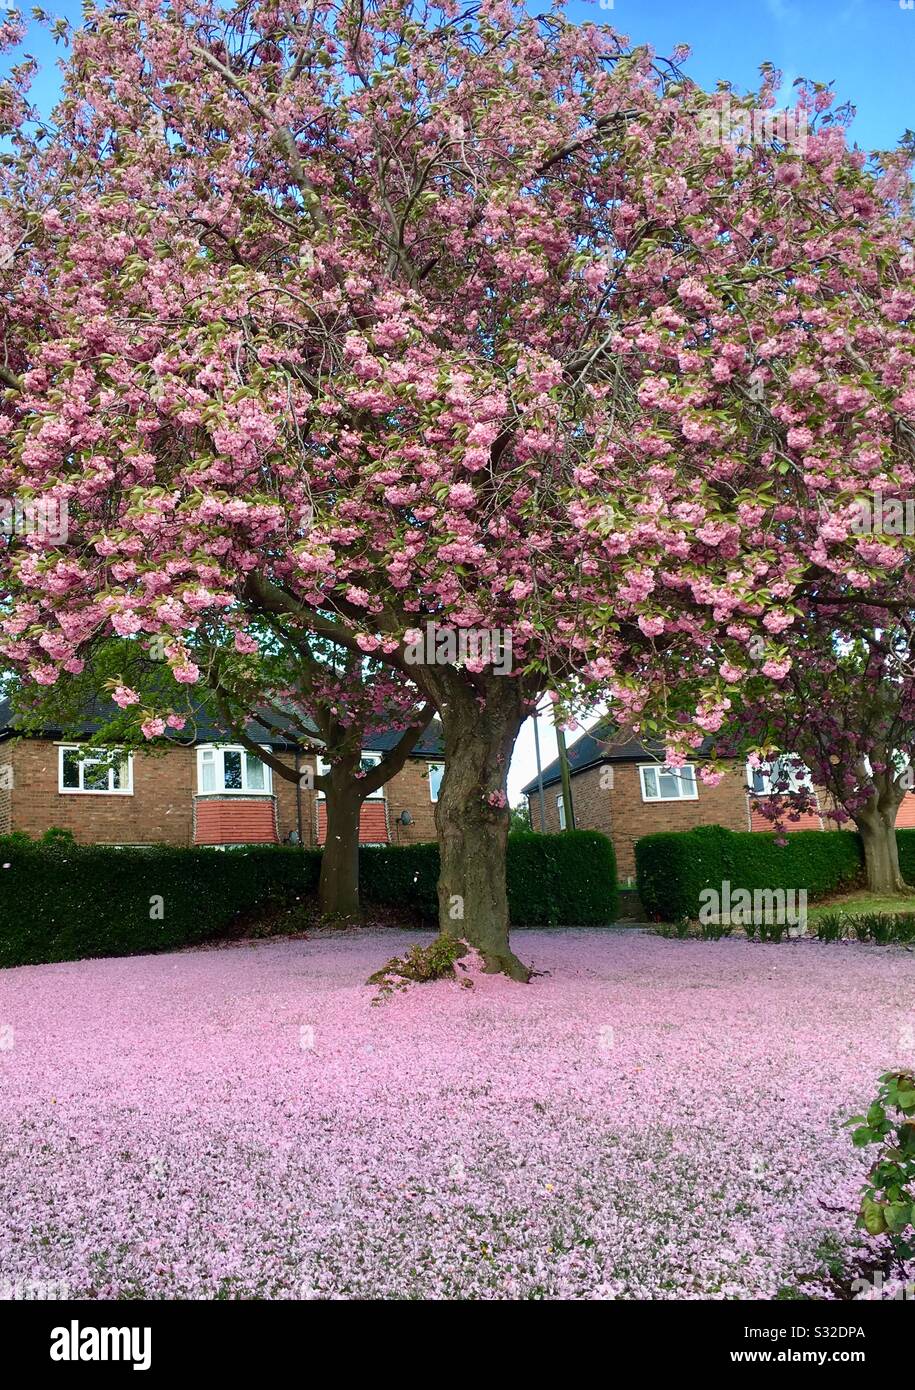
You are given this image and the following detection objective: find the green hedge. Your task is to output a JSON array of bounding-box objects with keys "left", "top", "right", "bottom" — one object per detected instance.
[
  {"left": 897, "top": 830, "right": 915, "bottom": 883},
  {"left": 0, "top": 842, "right": 321, "bottom": 967},
  {"left": 507, "top": 830, "right": 618, "bottom": 925},
  {"left": 635, "top": 824, "right": 864, "bottom": 921},
  {"left": 360, "top": 841, "right": 440, "bottom": 919},
  {"left": 0, "top": 830, "right": 618, "bottom": 968},
  {"left": 360, "top": 830, "right": 618, "bottom": 927}
]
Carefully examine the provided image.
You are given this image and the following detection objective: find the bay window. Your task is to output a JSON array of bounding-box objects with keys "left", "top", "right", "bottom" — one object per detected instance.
[{"left": 197, "top": 745, "right": 272, "bottom": 795}]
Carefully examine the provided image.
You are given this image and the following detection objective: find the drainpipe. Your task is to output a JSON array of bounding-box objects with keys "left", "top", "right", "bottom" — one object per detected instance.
[
  {"left": 294, "top": 746, "right": 303, "bottom": 844},
  {"left": 555, "top": 718, "right": 576, "bottom": 832}
]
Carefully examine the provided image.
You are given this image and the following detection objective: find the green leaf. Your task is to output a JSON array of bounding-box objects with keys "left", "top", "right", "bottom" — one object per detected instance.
[
  {"left": 861, "top": 1198, "right": 888, "bottom": 1236},
  {"left": 885, "top": 1203, "right": 912, "bottom": 1233}
]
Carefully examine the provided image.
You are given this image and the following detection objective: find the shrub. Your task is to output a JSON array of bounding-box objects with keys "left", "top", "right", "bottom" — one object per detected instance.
[
  {"left": 0, "top": 829, "right": 618, "bottom": 968},
  {"left": 505, "top": 830, "right": 618, "bottom": 925},
  {"left": 847, "top": 1071, "right": 915, "bottom": 1264},
  {"left": 815, "top": 911, "right": 847, "bottom": 942},
  {"left": 359, "top": 841, "right": 439, "bottom": 920},
  {"left": 361, "top": 830, "right": 618, "bottom": 927},
  {"left": 635, "top": 825, "right": 863, "bottom": 921},
  {"left": 896, "top": 830, "right": 915, "bottom": 884},
  {"left": 0, "top": 840, "right": 321, "bottom": 967},
  {"left": 40, "top": 827, "right": 76, "bottom": 846},
  {"left": 367, "top": 935, "right": 471, "bottom": 1003}
]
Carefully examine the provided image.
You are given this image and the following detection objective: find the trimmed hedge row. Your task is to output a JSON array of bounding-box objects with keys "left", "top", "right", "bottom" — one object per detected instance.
[
  {"left": 0, "top": 842, "right": 322, "bottom": 967},
  {"left": 361, "top": 830, "right": 618, "bottom": 927},
  {"left": 897, "top": 830, "right": 915, "bottom": 884},
  {"left": 0, "top": 829, "right": 618, "bottom": 967},
  {"left": 635, "top": 823, "right": 871, "bottom": 921}
]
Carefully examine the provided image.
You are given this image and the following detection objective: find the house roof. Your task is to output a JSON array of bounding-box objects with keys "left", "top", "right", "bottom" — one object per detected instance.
[
  {"left": 0, "top": 695, "right": 445, "bottom": 759},
  {"left": 521, "top": 720, "right": 717, "bottom": 795}
]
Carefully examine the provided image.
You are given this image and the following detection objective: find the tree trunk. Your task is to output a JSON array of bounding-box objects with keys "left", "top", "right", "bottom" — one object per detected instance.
[
  {"left": 855, "top": 809, "right": 910, "bottom": 896},
  {"left": 433, "top": 679, "right": 529, "bottom": 980},
  {"left": 318, "top": 782, "right": 362, "bottom": 922}
]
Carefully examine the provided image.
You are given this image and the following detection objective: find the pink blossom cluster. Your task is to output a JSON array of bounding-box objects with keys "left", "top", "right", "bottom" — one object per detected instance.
[{"left": 0, "top": 1, "right": 911, "bottom": 756}]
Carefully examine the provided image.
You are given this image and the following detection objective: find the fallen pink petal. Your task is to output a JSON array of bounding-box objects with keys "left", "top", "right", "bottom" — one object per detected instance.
[{"left": 0, "top": 930, "right": 911, "bottom": 1301}]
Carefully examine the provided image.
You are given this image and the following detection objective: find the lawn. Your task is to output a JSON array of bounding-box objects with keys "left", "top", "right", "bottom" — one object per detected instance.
[
  {"left": 0, "top": 928, "right": 913, "bottom": 1300},
  {"left": 805, "top": 890, "right": 915, "bottom": 924}
]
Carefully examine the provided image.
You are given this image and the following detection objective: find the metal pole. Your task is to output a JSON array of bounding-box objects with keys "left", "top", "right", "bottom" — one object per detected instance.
[{"left": 532, "top": 702, "right": 547, "bottom": 832}]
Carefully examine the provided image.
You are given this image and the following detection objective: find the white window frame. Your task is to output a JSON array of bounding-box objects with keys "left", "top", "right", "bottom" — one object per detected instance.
[
  {"left": 638, "top": 763, "right": 699, "bottom": 803},
  {"left": 746, "top": 757, "right": 813, "bottom": 796},
  {"left": 196, "top": 744, "right": 272, "bottom": 796},
  {"left": 315, "top": 751, "right": 385, "bottom": 800},
  {"left": 427, "top": 762, "right": 445, "bottom": 803},
  {"left": 58, "top": 745, "right": 133, "bottom": 796},
  {"left": 556, "top": 793, "right": 566, "bottom": 831}
]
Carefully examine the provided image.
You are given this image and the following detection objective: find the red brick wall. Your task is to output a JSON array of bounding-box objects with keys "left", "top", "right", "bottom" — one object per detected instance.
[
  {"left": 9, "top": 739, "right": 196, "bottom": 845},
  {"left": 194, "top": 798, "right": 279, "bottom": 844},
  {"left": 5, "top": 738, "right": 439, "bottom": 849},
  {"left": 0, "top": 749, "right": 11, "bottom": 836},
  {"left": 528, "top": 760, "right": 754, "bottom": 882},
  {"left": 384, "top": 756, "right": 440, "bottom": 844}
]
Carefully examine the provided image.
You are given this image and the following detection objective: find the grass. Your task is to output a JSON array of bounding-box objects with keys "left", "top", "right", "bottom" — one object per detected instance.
[
  {"left": 805, "top": 890, "right": 915, "bottom": 925},
  {"left": 646, "top": 889, "right": 915, "bottom": 938}
]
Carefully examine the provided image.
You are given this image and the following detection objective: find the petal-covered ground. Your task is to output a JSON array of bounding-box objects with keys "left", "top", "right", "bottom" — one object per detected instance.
[{"left": 0, "top": 928, "right": 913, "bottom": 1300}]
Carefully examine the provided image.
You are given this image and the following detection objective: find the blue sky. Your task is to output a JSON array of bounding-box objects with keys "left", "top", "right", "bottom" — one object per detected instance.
[
  {"left": 562, "top": 0, "right": 914, "bottom": 152},
  {"left": 4, "top": 2, "right": 912, "bottom": 805},
  {"left": 11, "top": 1, "right": 915, "bottom": 152}
]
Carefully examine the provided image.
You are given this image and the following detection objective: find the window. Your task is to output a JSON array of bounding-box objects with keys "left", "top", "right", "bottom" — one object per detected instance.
[
  {"left": 197, "top": 745, "right": 272, "bottom": 795},
  {"left": 747, "top": 757, "right": 812, "bottom": 796},
  {"left": 427, "top": 762, "right": 445, "bottom": 803},
  {"left": 316, "top": 751, "right": 385, "bottom": 799},
  {"left": 556, "top": 793, "right": 566, "bottom": 831},
  {"left": 59, "top": 746, "right": 133, "bottom": 795},
  {"left": 639, "top": 763, "right": 698, "bottom": 802}
]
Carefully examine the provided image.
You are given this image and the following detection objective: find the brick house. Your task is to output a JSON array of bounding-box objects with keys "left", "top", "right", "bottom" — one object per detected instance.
[
  {"left": 0, "top": 698, "right": 445, "bottom": 849},
  {"left": 523, "top": 721, "right": 915, "bottom": 884}
]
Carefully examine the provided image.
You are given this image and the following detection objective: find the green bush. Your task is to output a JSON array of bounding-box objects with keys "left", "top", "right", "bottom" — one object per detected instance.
[
  {"left": 359, "top": 841, "right": 439, "bottom": 919},
  {"left": 635, "top": 825, "right": 863, "bottom": 921},
  {"left": 896, "top": 830, "right": 915, "bottom": 883},
  {"left": 0, "top": 829, "right": 618, "bottom": 968},
  {"left": 361, "top": 830, "right": 618, "bottom": 927},
  {"left": 847, "top": 1070, "right": 915, "bottom": 1260},
  {"left": 0, "top": 840, "right": 321, "bottom": 967}
]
